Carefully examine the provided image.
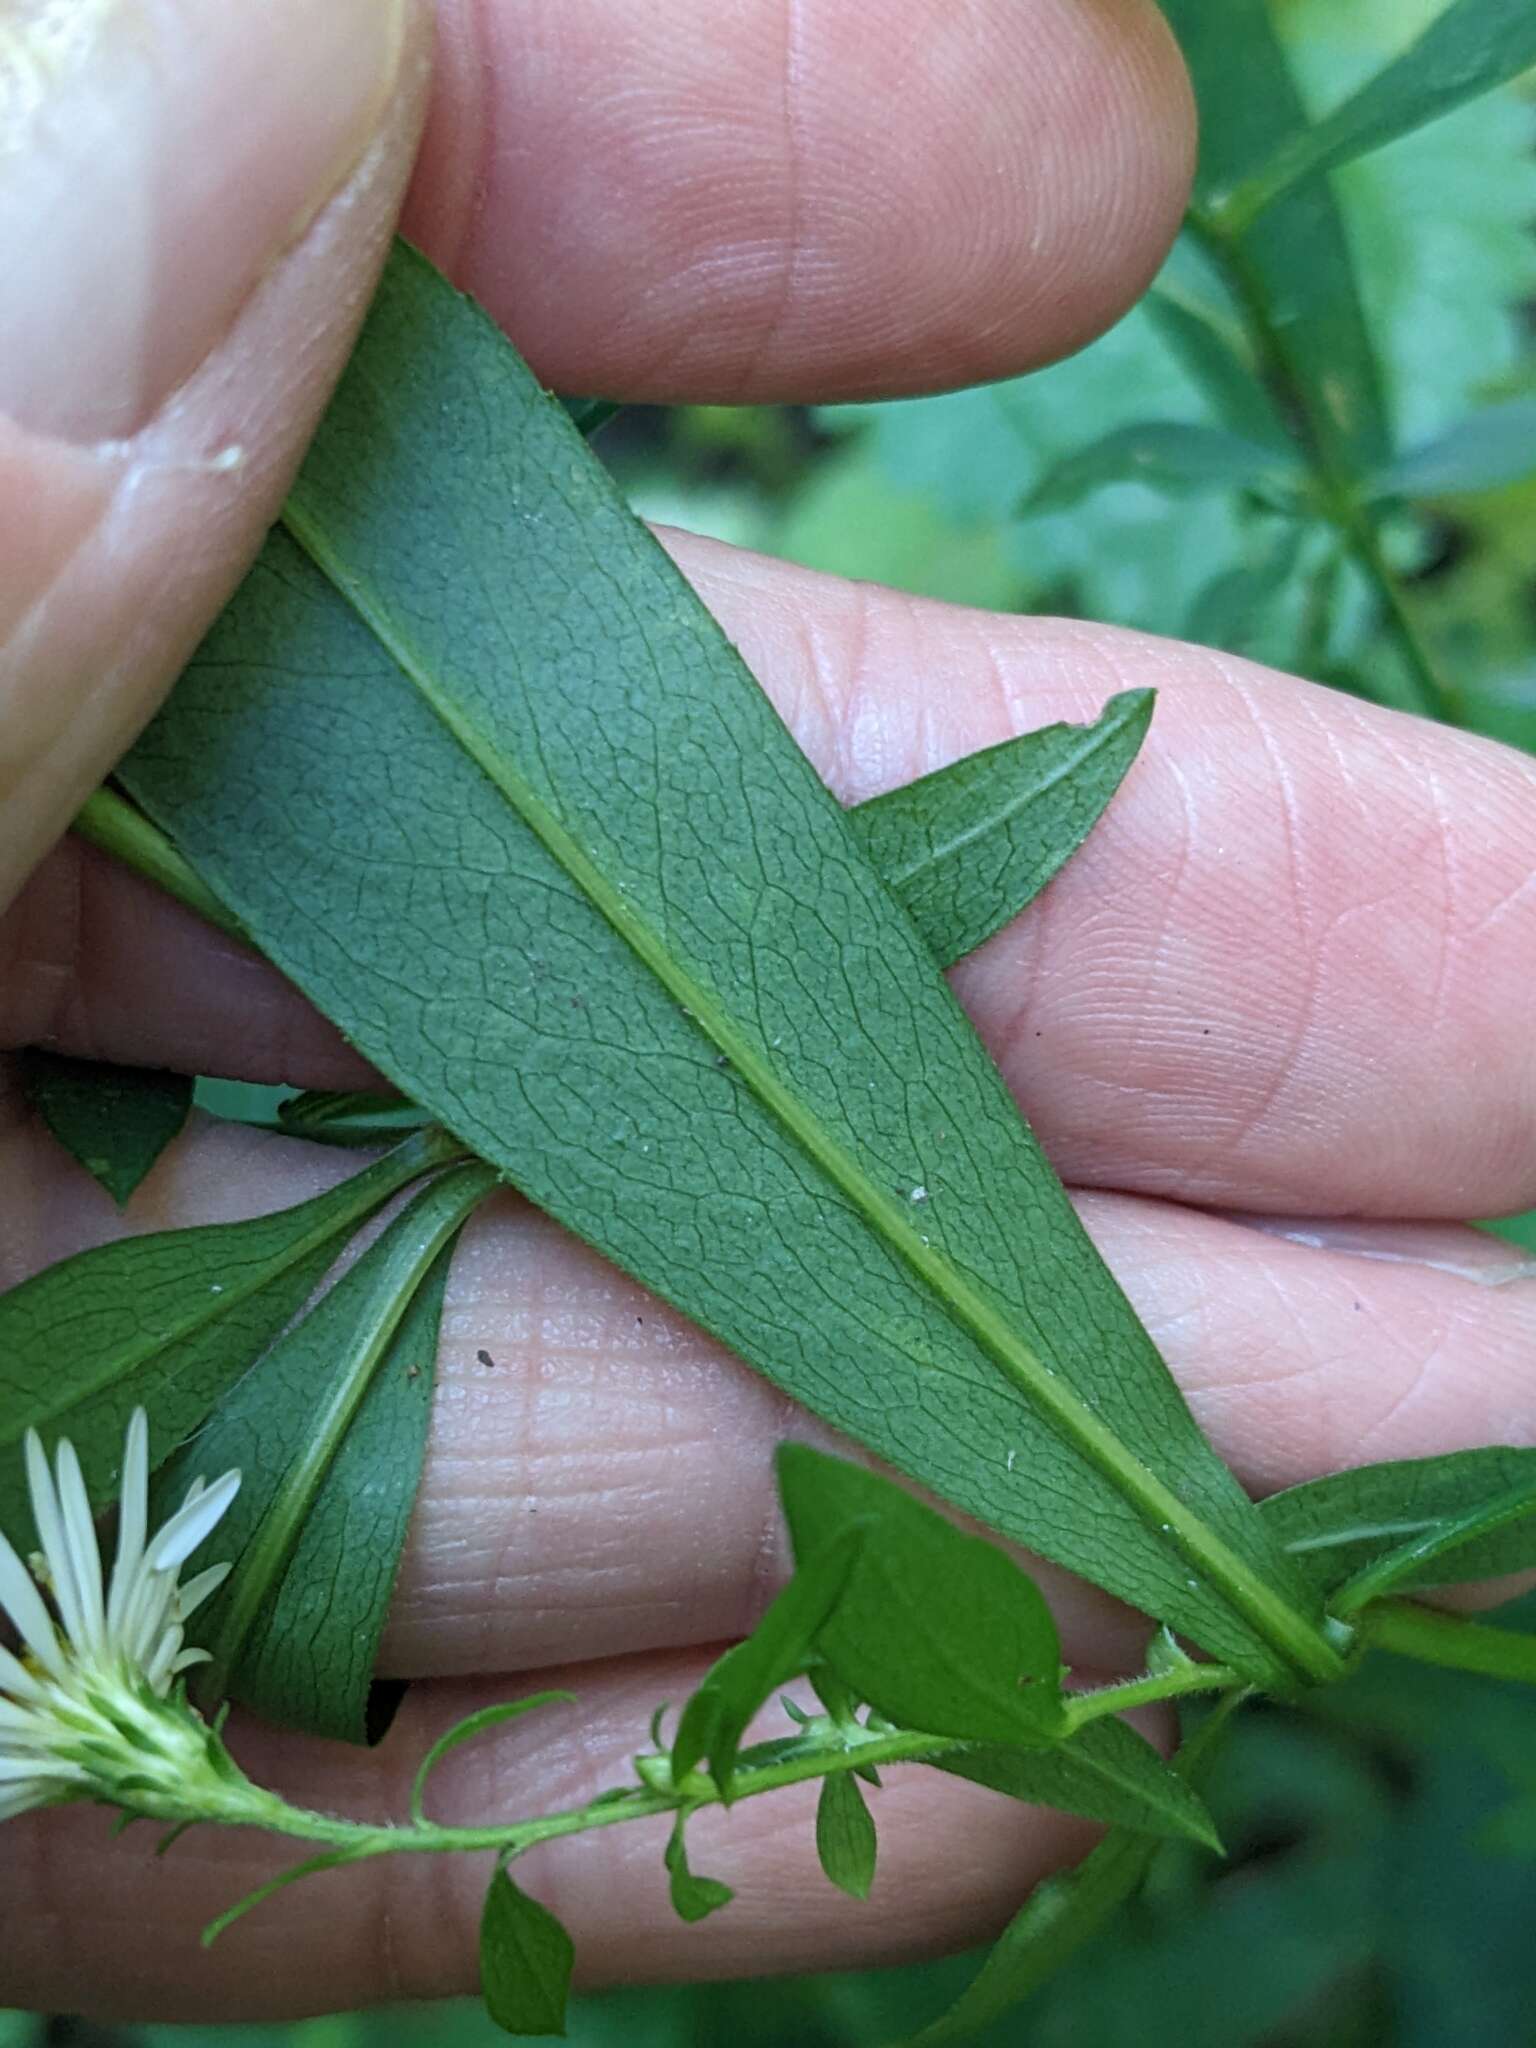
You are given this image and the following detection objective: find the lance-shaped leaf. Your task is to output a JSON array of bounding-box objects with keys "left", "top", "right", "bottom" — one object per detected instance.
[
  {"left": 20, "top": 1051, "right": 193, "bottom": 1207},
  {"left": 119, "top": 243, "right": 1328, "bottom": 1685},
  {"left": 1369, "top": 399, "right": 1536, "bottom": 501},
  {"left": 1261, "top": 1446, "right": 1536, "bottom": 1598},
  {"left": 935, "top": 1714, "right": 1220, "bottom": 1849},
  {"left": 1023, "top": 424, "right": 1303, "bottom": 514},
  {"left": 0, "top": 1128, "right": 459, "bottom": 1538},
  {"left": 156, "top": 1162, "right": 497, "bottom": 1738},
  {"left": 1216, "top": 0, "right": 1536, "bottom": 233},
  {"left": 848, "top": 690, "right": 1152, "bottom": 967}
]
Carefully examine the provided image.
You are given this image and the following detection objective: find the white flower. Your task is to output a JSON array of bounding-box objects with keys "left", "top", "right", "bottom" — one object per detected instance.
[{"left": 0, "top": 1409, "right": 241, "bottom": 1823}]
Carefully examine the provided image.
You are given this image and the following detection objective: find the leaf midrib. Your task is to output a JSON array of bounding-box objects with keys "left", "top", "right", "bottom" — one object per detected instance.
[{"left": 280, "top": 503, "right": 1334, "bottom": 1684}]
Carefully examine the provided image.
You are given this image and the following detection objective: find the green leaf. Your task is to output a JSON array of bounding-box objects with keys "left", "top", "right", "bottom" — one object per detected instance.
[
  {"left": 905, "top": 1826, "right": 1161, "bottom": 2046},
  {"left": 1142, "top": 286, "right": 1289, "bottom": 449},
  {"left": 120, "top": 242, "right": 1328, "bottom": 1686},
  {"left": 816, "top": 1772, "right": 878, "bottom": 1900},
  {"left": 1371, "top": 398, "right": 1536, "bottom": 499},
  {"left": 0, "top": 1128, "right": 457, "bottom": 1539},
  {"left": 1219, "top": 0, "right": 1536, "bottom": 231},
  {"left": 1333, "top": 1475, "right": 1536, "bottom": 1618},
  {"left": 1261, "top": 1447, "right": 1536, "bottom": 1597},
  {"left": 1167, "top": 0, "right": 1391, "bottom": 473},
  {"left": 777, "top": 1446, "right": 1065, "bottom": 1745},
  {"left": 664, "top": 1815, "right": 736, "bottom": 1924},
  {"left": 479, "top": 1867, "right": 574, "bottom": 2038},
  {"left": 20, "top": 1050, "right": 192, "bottom": 1207},
  {"left": 413, "top": 1694, "right": 576, "bottom": 1824},
  {"left": 158, "top": 1162, "right": 497, "bottom": 1737},
  {"left": 672, "top": 1528, "right": 865, "bottom": 1794},
  {"left": 847, "top": 691, "right": 1153, "bottom": 966},
  {"left": 277, "top": 1088, "right": 431, "bottom": 1147},
  {"left": 1183, "top": 524, "right": 1310, "bottom": 658},
  {"left": 935, "top": 1714, "right": 1220, "bottom": 1850},
  {"left": 1024, "top": 423, "right": 1303, "bottom": 513}
]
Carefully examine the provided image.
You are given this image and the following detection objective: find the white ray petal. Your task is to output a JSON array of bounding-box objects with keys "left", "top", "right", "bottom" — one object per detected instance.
[
  {"left": 106, "top": 1409, "right": 150, "bottom": 1639},
  {"left": 176, "top": 1562, "right": 231, "bottom": 1622},
  {"left": 0, "top": 1529, "right": 64, "bottom": 1679},
  {"left": 55, "top": 1441, "right": 105, "bottom": 1656},
  {"left": 24, "top": 1431, "right": 85, "bottom": 1647},
  {"left": 0, "top": 1638, "right": 50, "bottom": 1704},
  {"left": 150, "top": 1469, "right": 241, "bottom": 1573}
]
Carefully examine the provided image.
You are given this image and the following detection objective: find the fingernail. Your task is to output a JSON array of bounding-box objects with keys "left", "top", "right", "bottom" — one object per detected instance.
[
  {"left": 1222, "top": 1212, "right": 1536, "bottom": 1288},
  {"left": 0, "top": 0, "right": 406, "bottom": 444}
]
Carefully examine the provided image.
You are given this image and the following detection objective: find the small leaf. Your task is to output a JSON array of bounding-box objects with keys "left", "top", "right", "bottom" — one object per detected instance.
[
  {"left": 935, "top": 1715, "right": 1220, "bottom": 1849},
  {"left": 159, "top": 1162, "right": 497, "bottom": 1737},
  {"left": 847, "top": 691, "right": 1153, "bottom": 967},
  {"left": 1023, "top": 423, "right": 1302, "bottom": 515},
  {"left": 412, "top": 1694, "right": 576, "bottom": 1824},
  {"left": 1331, "top": 1474, "right": 1536, "bottom": 1618},
  {"left": 777, "top": 1447, "right": 1066, "bottom": 1746},
  {"left": 20, "top": 1051, "right": 192, "bottom": 1207},
  {"left": 1370, "top": 398, "right": 1536, "bottom": 499},
  {"left": 480, "top": 1867, "right": 574, "bottom": 2038},
  {"left": 0, "top": 1128, "right": 458, "bottom": 1540},
  {"left": 1219, "top": 0, "right": 1536, "bottom": 230},
  {"left": 1183, "top": 525, "right": 1309, "bottom": 658},
  {"left": 664, "top": 1815, "right": 736, "bottom": 1924},
  {"left": 1143, "top": 286, "right": 1289, "bottom": 448},
  {"left": 1261, "top": 1446, "right": 1536, "bottom": 1597},
  {"left": 816, "top": 1773, "right": 878, "bottom": 1900},
  {"left": 671, "top": 1528, "right": 865, "bottom": 1795},
  {"left": 278, "top": 1088, "right": 431, "bottom": 1147}
]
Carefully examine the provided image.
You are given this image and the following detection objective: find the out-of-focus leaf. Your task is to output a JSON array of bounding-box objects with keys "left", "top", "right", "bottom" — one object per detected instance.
[
  {"left": 0, "top": 1128, "right": 458, "bottom": 1539},
  {"left": 777, "top": 1447, "right": 1066, "bottom": 1745},
  {"left": 1262, "top": 1446, "right": 1536, "bottom": 1595},
  {"left": 1371, "top": 398, "right": 1536, "bottom": 498},
  {"left": 1220, "top": 0, "right": 1536, "bottom": 230},
  {"left": 1025, "top": 423, "right": 1303, "bottom": 514},
  {"left": 935, "top": 1714, "right": 1221, "bottom": 1848},
  {"left": 480, "top": 1868, "right": 574, "bottom": 2038},
  {"left": 20, "top": 1051, "right": 192, "bottom": 1207},
  {"left": 1166, "top": 0, "right": 1391, "bottom": 473},
  {"left": 1142, "top": 286, "right": 1289, "bottom": 448},
  {"left": 848, "top": 691, "right": 1153, "bottom": 966},
  {"left": 816, "top": 1773, "right": 878, "bottom": 1899},
  {"left": 157, "top": 1163, "right": 496, "bottom": 1738},
  {"left": 1183, "top": 524, "right": 1310, "bottom": 656}
]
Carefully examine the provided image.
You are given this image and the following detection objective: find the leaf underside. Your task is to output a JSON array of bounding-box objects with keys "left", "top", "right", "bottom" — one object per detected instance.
[{"left": 118, "top": 243, "right": 1314, "bottom": 1682}]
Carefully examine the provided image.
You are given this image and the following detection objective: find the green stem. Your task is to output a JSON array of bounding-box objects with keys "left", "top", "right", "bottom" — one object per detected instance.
[
  {"left": 74, "top": 788, "right": 247, "bottom": 940},
  {"left": 1186, "top": 209, "right": 1462, "bottom": 727},
  {"left": 1362, "top": 1600, "right": 1536, "bottom": 1684},
  {"left": 225, "top": 1661, "right": 1249, "bottom": 1874}
]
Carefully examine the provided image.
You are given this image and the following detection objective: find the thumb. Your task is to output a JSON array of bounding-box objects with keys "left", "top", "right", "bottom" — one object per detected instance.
[{"left": 0, "top": 0, "right": 429, "bottom": 909}]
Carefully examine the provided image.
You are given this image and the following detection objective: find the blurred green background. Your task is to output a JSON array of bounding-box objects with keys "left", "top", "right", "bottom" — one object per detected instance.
[{"left": 13, "top": 1, "right": 1536, "bottom": 2042}]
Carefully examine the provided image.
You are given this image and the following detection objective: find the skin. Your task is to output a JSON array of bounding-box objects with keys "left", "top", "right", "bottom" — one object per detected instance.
[{"left": 1, "top": 0, "right": 1534, "bottom": 2021}]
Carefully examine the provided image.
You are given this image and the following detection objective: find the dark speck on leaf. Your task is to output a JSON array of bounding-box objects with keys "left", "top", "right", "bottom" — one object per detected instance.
[{"left": 476, "top": 1348, "right": 498, "bottom": 1369}]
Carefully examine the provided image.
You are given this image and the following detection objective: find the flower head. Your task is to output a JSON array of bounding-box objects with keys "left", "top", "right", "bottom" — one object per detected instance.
[{"left": 0, "top": 1410, "right": 241, "bottom": 1823}]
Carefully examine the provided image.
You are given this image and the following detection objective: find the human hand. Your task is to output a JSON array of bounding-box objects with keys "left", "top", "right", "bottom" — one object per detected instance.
[{"left": 3, "top": 0, "right": 1535, "bottom": 2022}]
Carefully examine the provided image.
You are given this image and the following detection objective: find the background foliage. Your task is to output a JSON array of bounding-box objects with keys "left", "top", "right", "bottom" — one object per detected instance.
[{"left": 13, "top": 0, "right": 1536, "bottom": 2040}]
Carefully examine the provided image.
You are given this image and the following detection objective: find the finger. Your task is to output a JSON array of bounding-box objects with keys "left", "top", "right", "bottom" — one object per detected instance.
[
  {"left": 0, "top": 0, "right": 430, "bottom": 911},
  {"left": 9, "top": 537, "right": 1536, "bottom": 1218},
  {"left": 400, "top": 0, "right": 1196, "bottom": 401},
  {"left": 0, "top": 1652, "right": 1102, "bottom": 2020},
  {"left": 6, "top": 1114, "right": 1534, "bottom": 1680}
]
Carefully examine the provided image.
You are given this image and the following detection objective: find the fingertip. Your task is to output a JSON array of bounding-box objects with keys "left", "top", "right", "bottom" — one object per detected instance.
[{"left": 403, "top": 0, "right": 1198, "bottom": 402}]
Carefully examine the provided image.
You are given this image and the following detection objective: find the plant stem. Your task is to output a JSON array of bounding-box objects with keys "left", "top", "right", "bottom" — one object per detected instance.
[
  {"left": 1186, "top": 208, "right": 1463, "bottom": 726},
  {"left": 221, "top": 1660, "right": 1249, "bottom": 1882},
  {"left": 74, "top": 788, "right": 247, "bottom": 941},
  {"left": 1362, "top": 1601, "right": 1536, "bottom": 1684}
]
